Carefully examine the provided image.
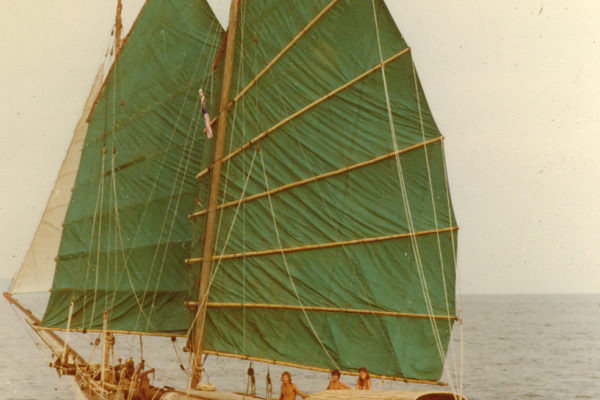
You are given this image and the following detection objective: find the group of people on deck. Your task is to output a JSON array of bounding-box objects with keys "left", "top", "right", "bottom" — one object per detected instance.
[{"left": 279, "top": 367, "right": 372, "bottom": 400}]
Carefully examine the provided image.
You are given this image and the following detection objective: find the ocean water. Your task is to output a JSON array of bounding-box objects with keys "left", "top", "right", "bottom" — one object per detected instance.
[{"left": 1, "top": 290, "right": 599, "bottom": 400}]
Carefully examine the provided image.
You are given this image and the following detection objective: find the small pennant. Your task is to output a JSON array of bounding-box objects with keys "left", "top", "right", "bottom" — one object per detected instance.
[{"left": 199, "top": 89, "right": 213, "bottom": 139}]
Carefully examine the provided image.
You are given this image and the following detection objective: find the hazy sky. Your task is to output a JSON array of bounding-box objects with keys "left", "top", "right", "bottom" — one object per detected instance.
[{"left": 1, "top": 0, "right": 598, "bottom": 294}]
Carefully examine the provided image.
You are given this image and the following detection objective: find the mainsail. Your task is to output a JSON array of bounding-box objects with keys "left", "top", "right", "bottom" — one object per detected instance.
[
  {"left": 190, "top": 0, "right": 458, "bottom": 384},
  {"left": 21, "top": 0, "right": 458, "bottom": 388}
]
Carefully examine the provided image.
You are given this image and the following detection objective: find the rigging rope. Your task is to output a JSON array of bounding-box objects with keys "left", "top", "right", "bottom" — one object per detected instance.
[
  {"left": 246, "top": 362, "right": 256, "bottom": 396},
  {"left": 411, "top": 60, "right": 463, "bottom": 393},
  {"left": 258, "top": 41, "right": 401, "bottom": 364},
  {"left": 266, "top": 367, "right": 273, "bottom": 400},
  {"left": 258, "top": 149, "right": 340, "bottom": 370},
  {"left": 212, "top": 0, "right": 249, "bottom": 274},
  {"left": 370, "top": 0, "right": 458, "bottom": 392},
  {"left": 84, "top": 8, "right": 225, "bottom": 334},
  {"left": 198, "top": 0, "right": 348, "bottom": 373},
  {"left": 183, "top": 147, "right": 260, "bottom": 375},
  {"left": 132, "top": 14, "right": 224, "bottom": 332},
  {"left": 53, "top": 3, "right": 227, "bottom": 389},
  {"left": 88, "top": 146, "right": 107, "bottom": 329}
]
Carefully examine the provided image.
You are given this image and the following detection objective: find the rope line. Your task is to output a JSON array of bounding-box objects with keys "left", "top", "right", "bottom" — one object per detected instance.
[
  {"left": 258, "top": 150, "right": 340, "bottom": 370},
  {"left": 212, "top": 0, "right": 248, "bottom": 273},
  {"left": 84, "top": 10, "right": 226, "bottom": 335},
  {"left": 260, "top": 54, "right": 401, "bottom": 365},
  {"left": 411, "top": 60, "right": 461, "bottom": 393},
  {"left": 183, "top": 148, "right": 260, "bottom": 371},
  {"left": 89, "top": 147, "right": 107, "bottom": 329},
  {"left": 129, "top": 14, "right": 223, "bottom": 332},
  {"left": 370, "top": 0, "right": 457, "bottom": 393}
]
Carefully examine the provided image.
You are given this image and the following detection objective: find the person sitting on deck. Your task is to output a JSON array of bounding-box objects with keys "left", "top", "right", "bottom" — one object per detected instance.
[
  {"left": 327, "top": 370, "right": 350, "bottom": 390},
  {"left": 279, "top": 371, "right": 308, "bottom": 400},
  {"left": 356, "top": 367, "right": 372, "bottom": 390}
]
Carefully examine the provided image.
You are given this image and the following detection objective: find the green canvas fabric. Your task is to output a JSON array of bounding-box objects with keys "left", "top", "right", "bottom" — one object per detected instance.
[
  {"left": 195, "top": 0, "right": 458, "bottom": 382},
  {"left": 41, "top": 0, "right": 458, "bottom": 383},
  {"left": 41, "top": 0, "right": 224, "bottom": 334}
]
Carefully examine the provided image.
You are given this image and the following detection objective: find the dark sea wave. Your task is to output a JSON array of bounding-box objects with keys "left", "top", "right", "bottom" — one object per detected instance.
[{"left": 2, "top": 285, "right": 599, "bottom": 399}]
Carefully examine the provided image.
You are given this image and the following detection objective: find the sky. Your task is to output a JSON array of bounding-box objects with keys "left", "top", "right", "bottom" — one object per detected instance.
[{"left": 1, "top": 0, "right": 598, "bottom": 294}]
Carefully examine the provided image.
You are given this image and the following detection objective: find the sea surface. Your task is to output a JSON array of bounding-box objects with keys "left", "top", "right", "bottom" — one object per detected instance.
[{"left": 1, "top": 285, "right": 599, "bottom": 400}]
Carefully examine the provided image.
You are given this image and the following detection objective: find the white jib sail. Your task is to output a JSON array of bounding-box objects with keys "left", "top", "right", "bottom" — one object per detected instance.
[{"left": 9, "top": 64, "right": 105, "bottom": 294}]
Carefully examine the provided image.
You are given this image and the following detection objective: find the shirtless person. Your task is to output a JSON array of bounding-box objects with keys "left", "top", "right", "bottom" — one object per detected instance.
[
  {"left": 326, "top": 370, "right": 350, "bottom": 390},
  {"left": 279, "top": 371, "right": 308, "bottom": 400}
]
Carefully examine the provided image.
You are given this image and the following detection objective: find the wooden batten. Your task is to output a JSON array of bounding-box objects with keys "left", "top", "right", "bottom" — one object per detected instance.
[
  {"left": 190, "top": 137, "right": 444, "bottom": 219},
  {"left": 185, "top": 302, "right": 457, "bottom": 321},
  {"left": 186, "top": 226, "right": 458, "bottom": 264},
  {"left": 195, "top": 47, "right": 412, "bottom": 180},
  {"left": 202, "top": 350, "right": 445, "bottom": 386},
  {"left": 35, "top": 325, "right": 186, "bottom": 338}
]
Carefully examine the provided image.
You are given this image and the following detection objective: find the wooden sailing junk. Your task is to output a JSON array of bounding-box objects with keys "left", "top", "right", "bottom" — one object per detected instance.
[{"left": 6, "top": 1, "right": 465, "bottom": 399}]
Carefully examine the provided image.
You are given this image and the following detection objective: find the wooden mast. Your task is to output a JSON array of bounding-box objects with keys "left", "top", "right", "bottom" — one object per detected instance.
[
  {"left": 191, "top": 0, "right": 240, "bottom": 388},
  {"left": 115, "top": 0, "right": 123, "bottom": 54}
]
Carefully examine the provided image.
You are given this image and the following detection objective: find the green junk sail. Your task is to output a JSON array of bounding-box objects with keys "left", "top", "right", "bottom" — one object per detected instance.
[
  {"left": 37, "top": 0, "right": 458, "bottom": 385},
  {"left": 192, "top": 0, "right": 458, "bottom": 382},
  {"left": 41, "top": 0, "right": 225, "bottom": 334}
]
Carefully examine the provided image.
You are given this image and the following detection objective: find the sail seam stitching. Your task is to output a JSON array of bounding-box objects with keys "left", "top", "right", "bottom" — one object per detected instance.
[
  {"left": 185, "top": 226, "right": 458, "bottom": 263},
  {"left": 190, "top": 136, "right": 443, "bottom": 218},
  {"left": 195, "top": 47, "right": 411, "bottom": 180}
]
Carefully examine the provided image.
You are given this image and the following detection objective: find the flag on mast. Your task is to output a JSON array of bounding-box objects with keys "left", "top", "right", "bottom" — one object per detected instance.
[{"left": 199, "top": 89, "right": 213, "bottom": 139}]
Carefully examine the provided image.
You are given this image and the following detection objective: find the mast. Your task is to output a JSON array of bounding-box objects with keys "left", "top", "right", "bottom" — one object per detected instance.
[
  {"left": 101, "top": 312, "right": 109, "bottom": 386},
  {"left": 115, "top": 0, "right": 123, "bottom": 54},
  {"left": 191, "top": 0, "right": 240, "bottom": 388}
]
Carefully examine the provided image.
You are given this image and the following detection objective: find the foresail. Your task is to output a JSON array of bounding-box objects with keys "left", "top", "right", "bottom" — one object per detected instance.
[
  {"left": 9, "top": 65, "right": 105, "bottom": 294},
  {"left": 194, "top": 0, "right": 458, "bottom": 382},
  {"left": 41, "top": 0, "right": 224, "bottom": 335}
]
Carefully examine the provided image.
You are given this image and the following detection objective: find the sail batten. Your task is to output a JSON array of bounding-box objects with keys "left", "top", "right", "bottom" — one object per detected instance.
[
  {"left": 187, "top": 227, "right": 458, "bottom": 264},
  {"left": 196, "top": 303, "right": 456, "bottom": 321},
  {"left": 192, "top": 136, "right": 443, "bottom": 218},
  {"left": 36, "top": 325, "right": 186, "bottom": 338}
]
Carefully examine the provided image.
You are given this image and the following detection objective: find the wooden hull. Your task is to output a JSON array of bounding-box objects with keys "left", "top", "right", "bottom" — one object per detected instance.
[{"left": 4, "top": 293, "right": 466, "bottom": 400}]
